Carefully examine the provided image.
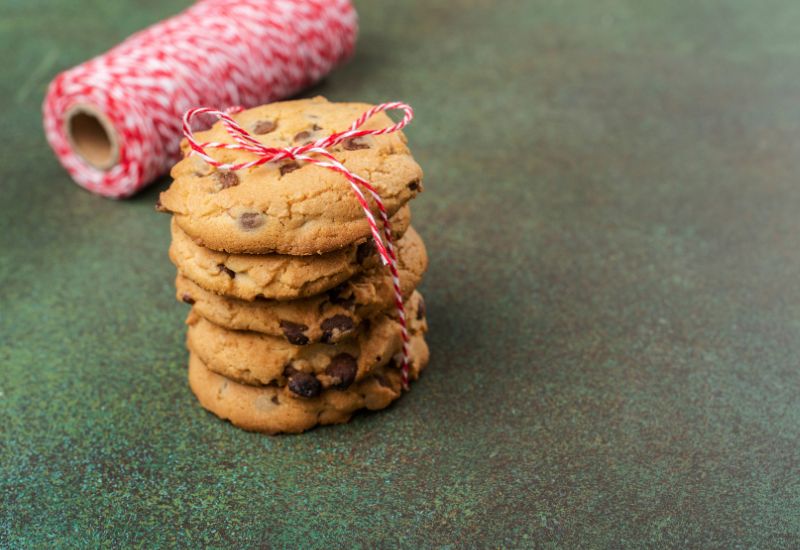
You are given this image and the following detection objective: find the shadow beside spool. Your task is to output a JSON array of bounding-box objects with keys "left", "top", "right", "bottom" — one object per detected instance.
[{"left": 65, "top": 105, "right": 119, "bottom": 171}]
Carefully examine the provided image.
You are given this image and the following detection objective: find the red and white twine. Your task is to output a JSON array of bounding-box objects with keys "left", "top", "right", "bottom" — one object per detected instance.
[
  {"left": 183, "top": 103, "right": 416, "bottom": 387},
  {"left": 43, "top": 0, "right": 357, "bottom": 198}
]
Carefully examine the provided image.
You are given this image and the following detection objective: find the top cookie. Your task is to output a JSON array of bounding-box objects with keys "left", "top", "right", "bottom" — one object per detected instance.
[{"left": 159, "top": 97, "right": 424, "bottom": 255}]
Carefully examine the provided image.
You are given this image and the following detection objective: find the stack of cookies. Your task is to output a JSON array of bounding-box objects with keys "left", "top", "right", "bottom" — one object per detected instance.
[{"left": 157, "top": 97, "right": 429, "bottom": 434}]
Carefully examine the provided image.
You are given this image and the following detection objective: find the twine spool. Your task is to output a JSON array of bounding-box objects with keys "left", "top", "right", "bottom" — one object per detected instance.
[{"left": 43, "top": 0, "right": 357, "bottom": 198}]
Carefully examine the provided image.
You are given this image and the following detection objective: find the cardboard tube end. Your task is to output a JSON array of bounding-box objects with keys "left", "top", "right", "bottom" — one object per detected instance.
[{"left": 65, "top": 106, "right": 119, "bottom": 171}]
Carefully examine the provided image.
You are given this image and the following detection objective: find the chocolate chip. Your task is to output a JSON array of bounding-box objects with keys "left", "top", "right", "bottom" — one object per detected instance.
[
  {"left": 326, "top": 353, "right": 357, "bottom": 389},
  {"left": 343, "top": 137, "right": 369, "bottom": 151},
  {"left": 252, "top": 120, "right": 277, "bottom": 134},
  {"left": 326, "top": 284, "right": 346, "bottom": 300},
  {"left": 181, "top": 293, "right": 195, "bottom": 305},
  {"left": 239, "top": 212, "right": 265, "bottom": 231},
  {"left": 417, "top": 295, "right": 426, "bottom": 320},
  {"left": 155, "top": 198, "right": 168, "bottom": 213},
  {"left": 326, "top": 285, "right": 356, "bottom": 310},
  {"left": 214, "top": 170, "right": 239, "bottom": 189},
  {"left": 356, "top": 241, "right": 376, "bottom": 264},
  {"left": 283, "top": 363, "right": 298, "bottom": 377},
  {"left": 280, "top": 161, "right": 300, "bottom": 176},
  {"left": 407, "top": 179, "right": 420, "bottom": 191},
  {"left": 320, "top": 315, "right": 355, "bottom": 343},
  {"left": 293, "top": 130, "right": 311, "bottom": 143},
  {"left": 288, "top": 371, "right": 321, "bottom": 398},
  {"left": 388, "top": 355, "right": 401, "bottom": 369},
  {"left": 271, "top": 395, "right": 280, "bottom": 405},
  {"left": 217, "top": 263, "right": 236, "bottom": 278},
  {"left": 280, "top": 320, "right": 309, "bottom": 345},
  {"left": 293, "top": 124, "right": 322, "bottom": 144}
]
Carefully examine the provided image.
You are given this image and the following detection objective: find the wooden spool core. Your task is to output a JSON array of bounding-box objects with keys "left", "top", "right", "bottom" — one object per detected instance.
[{"left": 65, "top": 105, "right": 119, "bottom": 170}]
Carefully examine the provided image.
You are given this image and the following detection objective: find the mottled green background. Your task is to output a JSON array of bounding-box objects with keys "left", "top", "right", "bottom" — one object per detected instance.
[{"left": 2, "top": 0, "right": 800, "bottom": 547}]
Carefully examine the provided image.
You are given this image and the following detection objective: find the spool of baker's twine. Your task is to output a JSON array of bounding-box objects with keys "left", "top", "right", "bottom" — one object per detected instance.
[{"left": 43, "top": 0, "right": 357, "bottom": 198}]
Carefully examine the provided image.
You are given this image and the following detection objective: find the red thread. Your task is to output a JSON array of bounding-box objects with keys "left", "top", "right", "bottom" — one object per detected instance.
[
  {"left": 183, "top": 103, "right": 415, "bottom": 388},
  {"left": 43, "top": 0, "right": 357, "bottom": 198}
]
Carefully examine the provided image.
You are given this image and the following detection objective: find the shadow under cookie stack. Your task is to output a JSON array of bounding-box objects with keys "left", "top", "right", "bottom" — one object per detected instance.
[{"left": 158, "top": 97, "right": 429, "bottom": 434}]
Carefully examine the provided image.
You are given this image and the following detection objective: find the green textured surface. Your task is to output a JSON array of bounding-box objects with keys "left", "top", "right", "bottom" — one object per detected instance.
[{"left": 2, "top": 0, "right": 800, "bottom": 546}]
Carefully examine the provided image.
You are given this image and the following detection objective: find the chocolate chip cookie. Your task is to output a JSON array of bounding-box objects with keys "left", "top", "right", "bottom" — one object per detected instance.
[
  {"left": 159, "top": 97, "right": 424, "bottom": 255},
  {"left": 187, "top": 330, "right": 430, "bottom": 434},
  {"left": 186, "top": 291, "right": 426, "bottom": 391},
  {"left": 169, "top": 206, "right": 410, "bottom": 301},
  {"left": 175, "top": 226, "right": 427, "bottom": 344}
]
